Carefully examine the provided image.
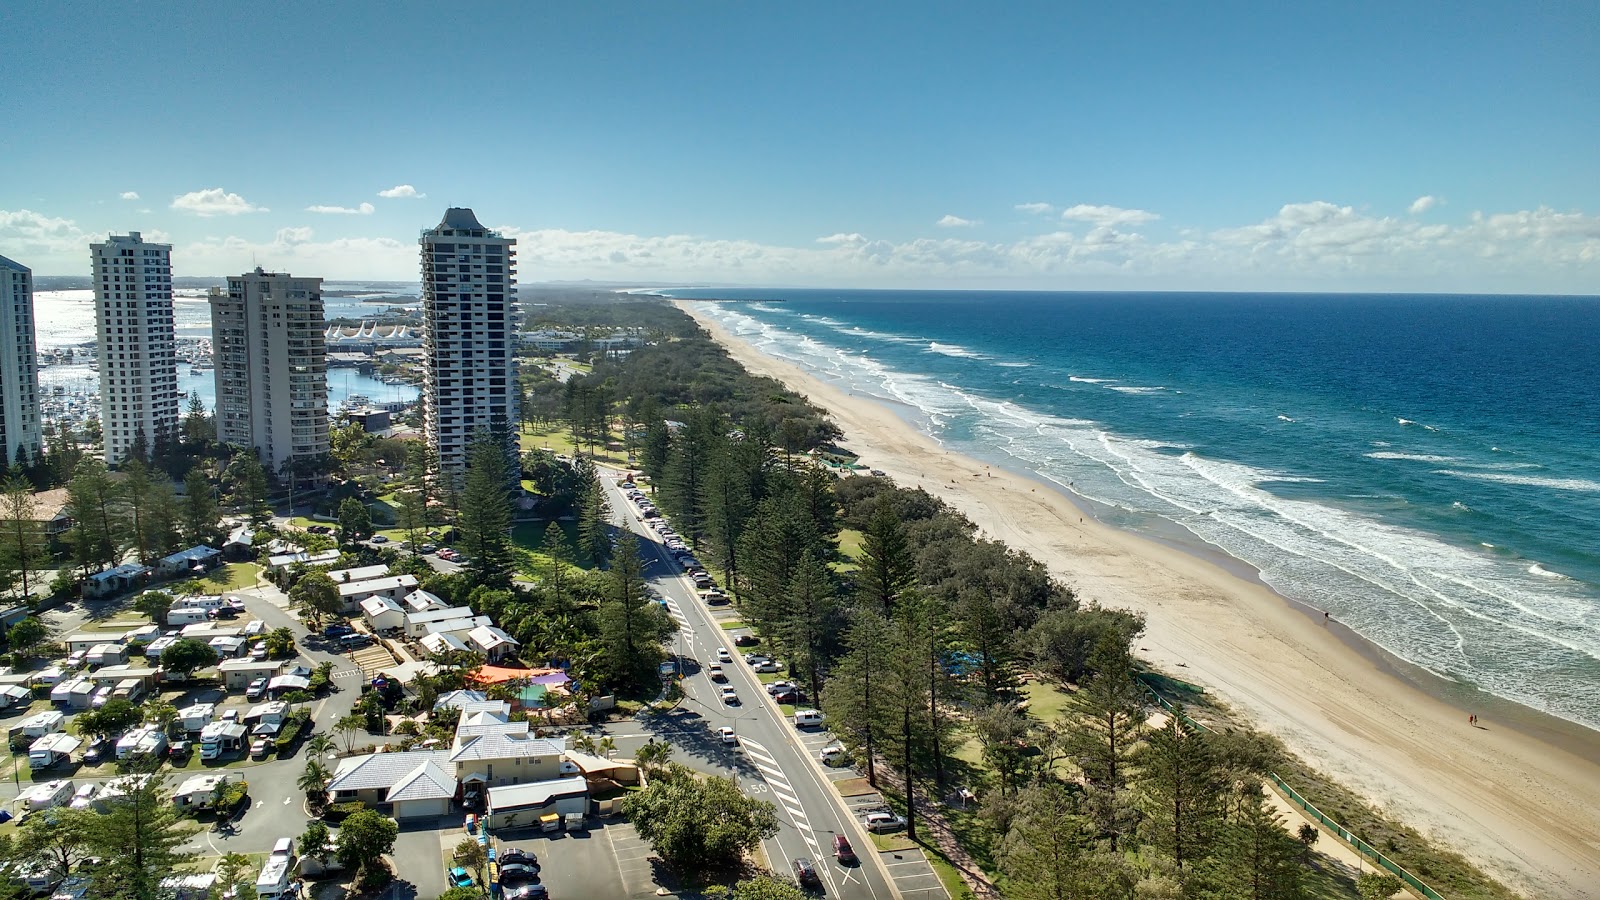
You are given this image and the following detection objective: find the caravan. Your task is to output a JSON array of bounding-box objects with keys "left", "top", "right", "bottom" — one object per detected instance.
[{"left": 166, "top": 608, "right": 210, "bottom": 626}]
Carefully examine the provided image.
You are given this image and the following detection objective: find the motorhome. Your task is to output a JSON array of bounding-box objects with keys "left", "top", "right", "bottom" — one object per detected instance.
[
  {"left": 255, "top": 838, "right": 296, "bottom": 900},
  {"left": 166, "top": 608, "right": 210, "bottom": 626}
]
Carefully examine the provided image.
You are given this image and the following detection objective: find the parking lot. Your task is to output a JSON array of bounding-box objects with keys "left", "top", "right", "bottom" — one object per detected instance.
[{"left": 482, "top": 820, "right": 660, "bottom": 899}]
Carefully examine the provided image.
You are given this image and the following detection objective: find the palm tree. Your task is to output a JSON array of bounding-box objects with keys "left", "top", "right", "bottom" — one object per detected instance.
[
  {"left": 635, "top": 739, "right": 672, "bottom": 775},
  {"left": 334, "top": 713, "right": 365, "bottom": 755},
  {"left": 298, "top": 759, "right": 331, "bottom": 809},
  {"left": 306, "top": 733, "right": 335, "bottom": 758},
  {"left": 141, "top": 699, "right": 179, "bottom": 737}
]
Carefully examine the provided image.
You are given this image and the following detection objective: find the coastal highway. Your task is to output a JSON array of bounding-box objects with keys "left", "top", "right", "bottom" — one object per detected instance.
[{"left": 603, "top": 475, "right": 898, "bottom": 900}]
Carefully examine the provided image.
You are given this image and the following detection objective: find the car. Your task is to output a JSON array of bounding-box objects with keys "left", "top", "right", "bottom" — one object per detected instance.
[
  {"left": 501, "top": 884, "right": 548, "bottom": 900},
  {"left": 834, "top": 834, "right": 858, "bottom": 865},
  {"left": 250, "top": 641, "right": 269, "bottom": 661},
  {"left": 225, "top": 596, "right": 247, "bottom": 610},
  {"left": 221, "top": 708, "right": 240, "bottom": 723},
  {"left": 370, "top": 534, "right": 389, "bottom": 544},
  {"left": 719, "top": 687, "right": 739, "bottom": 705},
  {"left": 499, "top": 849, "right": 540, "bottom": 874},
  {"left": 716, "top": 647, "right": 732, "bottom": 663},
  {"left": 708, "top": 664, "right": 726, "bottom": 681},
  {"left": 744, "top": 652, "right": 768, "bottom": 665},
  {"left": 399, "top": 540, "right": 412, "bottom": 550},
  {"left": 793, "top": 857, "right": 820, "bottom": 887},
  {"left": 249, "top": 737, "right": 271, "bottom": 758},
  {"left": 754, "top": 660, "right": 783, "bottom": 674},
  {"left": 82, "top": 739, "right": 114, "bottom": 765},
  {"left": 448, "top": 866, "right": 473, "bottom": 889},
  {"left": 324, "top": 623, "right": 355, "bottom": 638},
  {"left": 772, "top": 689, "right": 802, "bottom": 704},
  {"left": 863, "top": 811, "right": 908, "bottom": 833},
  {"left": 718, "top": 726, "right": 738, "bottom": 745},
  {"left": 820, "top": 742, "right": 848, "bottom": 766},
  {"left": 766, "top": 680, "right": 798, "bottom": 695},
  {"left": 420, "top": 543, "right": 437, "bottom": 553},
  {"left": 168, "top": 740, "right": 193, "bottom": 760},
  {"left": 733, "top": 634, "right": 759, "bottom": 647},
  {"left": 69, "top": 783, "right": 100, "bottom": 810},
  {"left": 90, "top": 686, "right": 113, "bottom": 708},
  {"left": 246, "top": 677, "right": 269, "bottom": 700},
  {"left": 339, "top": 633, "right": 374, "bottom": 650}
]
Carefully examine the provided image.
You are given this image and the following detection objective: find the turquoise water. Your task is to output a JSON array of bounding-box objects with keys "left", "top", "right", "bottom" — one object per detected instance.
[{"left": 678, "top": 289, "right": 1600, "bottom": 731}]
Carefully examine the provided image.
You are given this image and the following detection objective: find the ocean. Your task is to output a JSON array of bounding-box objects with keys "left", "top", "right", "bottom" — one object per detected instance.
[{"left": 675, "top": 289, "right": 1600, "bottom": 732}]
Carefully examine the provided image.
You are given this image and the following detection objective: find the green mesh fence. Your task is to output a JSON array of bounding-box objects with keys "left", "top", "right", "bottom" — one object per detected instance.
[{"left": 1136, "top": 674, "right": 1445, "bottom": 899}]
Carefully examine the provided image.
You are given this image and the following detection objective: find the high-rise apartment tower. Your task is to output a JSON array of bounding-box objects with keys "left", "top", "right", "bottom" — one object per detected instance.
[
  {"left": 209, "top": 268, "right": 330, "bottom": 473},
  {"left": 91, "top": 232, "right": 177, "bottom": 465},
  {"left": 419, "top": 208, "right": 519, "bottom": 472},
  {"left": 0, "top": 255, "right": 43, "bottom": 467}
]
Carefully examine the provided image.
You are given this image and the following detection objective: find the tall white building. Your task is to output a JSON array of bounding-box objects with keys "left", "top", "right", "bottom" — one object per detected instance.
[
  {"left": 0, "top": 254, "right": 43, "bottom": 467},
  {"left": 91, "top": 232, "right": 177, "bottom": 465},
  {"left": 420, "top": 208, "right": 519, "bottom": 472},
  {"left": 209, "top": 268, "right": 330, "bottom": 473}
]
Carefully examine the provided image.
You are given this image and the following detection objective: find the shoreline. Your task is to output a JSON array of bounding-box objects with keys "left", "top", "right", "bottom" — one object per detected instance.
[{"left": 674, "top": 298, "right": 1600, "bottom": 897}]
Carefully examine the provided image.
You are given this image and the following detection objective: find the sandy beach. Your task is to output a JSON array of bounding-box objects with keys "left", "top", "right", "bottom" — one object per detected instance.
[{"left": 676, "top": 299, "right": 1600, "bottom": 898}]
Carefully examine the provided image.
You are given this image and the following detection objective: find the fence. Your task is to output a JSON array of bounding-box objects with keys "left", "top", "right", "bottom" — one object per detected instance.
[{"left": 1135, "top": 674, "right": 1445, "bottom": 900}]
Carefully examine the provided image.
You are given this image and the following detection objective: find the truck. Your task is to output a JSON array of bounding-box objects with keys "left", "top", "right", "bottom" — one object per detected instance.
[{"left": 255, "top": 838, "right": 296, "bottom": 900}]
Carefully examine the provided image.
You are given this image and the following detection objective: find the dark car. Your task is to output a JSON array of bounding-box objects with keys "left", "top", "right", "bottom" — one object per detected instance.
[
  {"left": 794, "top": 857, "right": 820, "bottom": 887},
  {"left": 833, "top": 834, "right": 858, "bottom": 865},
  {"left": 773, "top": 690, "right": 802, "bottom": 704},
  {"left": 82, "top": 739, "right": 114, "bottom": 764},
  {"left": 168, "top": 740, "right": 193, "bottom": 760},
  {"left": 499, "top": 850, "right": 540, "bottom": 876},
  {"left": 733, "top": 634, "right": 759, "bottom": 647},
  {"left": 324, "top": 623, "right": 355, "bottom": 639}
]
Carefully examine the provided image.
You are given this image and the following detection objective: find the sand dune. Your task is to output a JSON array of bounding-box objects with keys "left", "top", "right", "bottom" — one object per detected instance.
[{"left": 677, "top": 299, "right": 1600, "bottom": 898}]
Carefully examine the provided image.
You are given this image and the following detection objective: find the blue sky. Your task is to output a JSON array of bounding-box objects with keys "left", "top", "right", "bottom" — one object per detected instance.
[{"left": 2, "top": 0, "right": 1597, "bottom": 292}]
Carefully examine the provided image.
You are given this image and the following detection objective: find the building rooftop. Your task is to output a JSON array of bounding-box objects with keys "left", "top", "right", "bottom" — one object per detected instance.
[
  {"left": 438, "top": 207, "right": 485, "bottom": 231},
  {"left": 0, "top": 254, "right": 29, "bottom": 273},
  {"left": 328, "top": 749, "right": 451, "bottom": 794},
  {"left": 388, "top": 759, "right": 458, "bottom": 802}
]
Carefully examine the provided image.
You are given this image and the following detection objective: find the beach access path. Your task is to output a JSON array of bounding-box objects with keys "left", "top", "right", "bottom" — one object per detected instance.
[{"left": 676, "top": 299, "right": 1600, "bottom": 899}]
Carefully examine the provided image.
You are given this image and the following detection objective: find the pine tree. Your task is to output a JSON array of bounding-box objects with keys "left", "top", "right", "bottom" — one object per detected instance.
[
  {"left": 541, "top": 521, "right": 576, "bottom": 609},
  {"left": 823, "top": 609, "right": 893, "bottom": 787},
  {"left": 784, "top": 549, "right": 839, "bottom": 703},
  {"left": 459, "top": 431, "right": 516, "bottom": 588},
  {"left": 1207, "top": 785, "right": 1306, "bottom": 900},
  {"left": 1070, "top": 634, "right": 1145, "bottom": 847},
  {"left": 882, "top": 598, "right": 935, "bottom": 841},
  {"left": 1137, "top": 705, "right": 1224, "bottom": 873},
  {"left": 0, "top": 476, "right": 46, "bottom": 600},
  {"left": 87, "top": 768, "right": 195, "bottom": 900},
  {"left": 117, "top": 461, "right": 155, "bottom": 563},
  {"left": 64, "top": 458, "right": 122, "bottom": 574},
  {"left": 858, "top": 494, "right": 914, "bottom": 616},
  {"left": 997, "top": 782, "right": 1098, "bottom": 900},
  {"left": 701, "top": 427, "right": 752, "bottom": 588},
  {"left": 396, "top": 485, "right": 427, "bottom": 553},
  {"left": 180, "top": 467, "right": 220, "bottom": 547},
  {"left": 599, "top": 532, "right": 666, "bottom": 692}
]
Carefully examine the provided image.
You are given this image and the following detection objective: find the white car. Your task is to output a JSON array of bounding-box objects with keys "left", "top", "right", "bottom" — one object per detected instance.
[
  {"left": 720, "top": 687, "right": 739, "bottom": 705},
  {"left": 863, "top": 811, "right": 908, "bottom": 833},
  {"left": 69, "top": 783, "right": 100, "bottom": 810},
  {"left": 716, "top": 648, "right": 732, "bottom": 663},
  {"left": 370, "top": 534, "right": 389, "bottom": 544},
  {"left": 718, "top": 727, "right": 738, "bottom": 745}
]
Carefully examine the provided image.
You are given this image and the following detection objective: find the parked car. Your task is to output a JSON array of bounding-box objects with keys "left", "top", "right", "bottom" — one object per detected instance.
[
  {"left": 69, "top": 783, "right": 100, "bottom": 810},
  {"left": 339, "top": 633, "right": 374, "bottom": 650},
  {"left": 718, "top": 727, "right": 738, "bottom": 745},
  {"left": 168, "top": 740, "right": 193, "bottom": 761},
  {"left": 863, "top": 811, "right": 908, "bottom": 833},
  {"left": 773, "top": 689, "right": 802, "bottom": 704},
  {"left": 448, "top": 867, "right": 473, "bottom": 889},
  {"left": 369, "top": 535, "right": 389, "bottom": 544},
  {"left": 766, "top": 681, "right": 798, "bottom": 695},
  {"left": 250, "top": 641, "right": 269, "bottom": 661},
  {"left": 324, "top": 623, "right": 355, "bottom": 639},
  {"left": 246, "top": 677, "right": 269, "bottom": 701},
  {"left": 499, "top": 849, "right": 540, "bottom": 876},
  {"left": 82, "top": 739, "right": 114, "bottom": 765},
  {"left": 753, "top": 660, "right": 782, "bottom": 674},
  {"left": 733, "top": 634, "right": 759, "bottom": 647},
  {"left": 249, "top": 737, "right": 271, "bottom": 759},
  {"left": 719, "top": 687, "right": 739, "bottom": 705},
  {"left": 820, "top": 742, "right": 849, "bottom": 766},
  {"left": 793, "top": 858, "right": 820, "bottom": 887},
  {"left": 834, "top": 834, "right": 858, "bottom": 865}
]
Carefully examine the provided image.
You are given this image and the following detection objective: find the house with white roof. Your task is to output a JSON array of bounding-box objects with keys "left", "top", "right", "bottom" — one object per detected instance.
[
  {"left": 336, "top": 574, "right": 416, "bottom": 613},
  {"left": 360, "top": 595, "right": 406, "bottom": 633},
  {"left": 265, "top": 548, "right": 340, "bottom": 571},
  {"left": 466, "top": 625, "right": 519, "bottom": 663},
  {"left": 450, "top": 709, "right": 566, "bottom": 787},
  {"left": 403, "top": 606, "right": 477, "bottom": 638},
  {"left": 404, "top": 589, "right": 449, "bottom": 613},
  {"left": 419, "top": 632, "right": 471, "bottom": 657},
  {"left": 327, "top": 563, "right": 390, "bottom": 584}
]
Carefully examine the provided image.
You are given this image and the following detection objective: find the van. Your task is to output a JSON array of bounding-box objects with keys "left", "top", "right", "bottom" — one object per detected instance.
[
  {"left": 166, "top": 608, "right": 209, "bottom": 626},
  {"left": 794, "top": 709, "right": 825, "bottom": 729}
]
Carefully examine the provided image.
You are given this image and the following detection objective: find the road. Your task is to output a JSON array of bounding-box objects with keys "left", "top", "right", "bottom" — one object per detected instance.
[{"left": 600, "top": 475, "right": 898, "bottom": 900}]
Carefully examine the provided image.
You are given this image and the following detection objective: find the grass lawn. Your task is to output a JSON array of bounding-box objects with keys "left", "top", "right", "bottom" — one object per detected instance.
[
  {"left": 719, "top": 620, "right": 745, "bottom": 630},
  {"left": 166, "top": 562, "right": 262, "bottom": 595},
  {"left": 917, "top": 840, "right": 979, "bottom": 900},
  {"left": 869, "top": 832, "right": 916, "bottom": 852},
  {"left": 833, "top": 776, "right": 876, "bottom": 797},
  {"left": 834, "top": 528, "right": 864, "bottom": 573},
  {"left": 1019, "top": 679, "right": 1075, "bottom": 724},
  {"left": 518, "top": 425, "right": 632, "bottom": 467},
  {"left": 511, "top": 519, "right": 597, "bottom": 571}
]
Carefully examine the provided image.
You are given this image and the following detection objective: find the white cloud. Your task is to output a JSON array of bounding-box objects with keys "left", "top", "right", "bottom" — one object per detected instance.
[
  {"left": 1059, "top": 204, "right": 1161, "bottom": 226},
  {"left": 170, "top": 188, "right": 267, "bottom": 217},
  {"left": 1015, "top": 202, "right": 1054, "bottom": 215},
  {"left": 816, "top": 233, "right": 866, "bottom": 245},
  {"left": 937, "top": 214, "right": 978, "bottom": 228},
  {"left": 378, "top": 184, "right": 425, "bottom": 199},
  {"left": 1410, "top": 195, "right": 1440, "bottom": 215},
  {"left": 306, "top": 202, "right": 375, "bottom": 215},
  {"left": 119, "top": 191, "right": 140, "bottom": 201}
]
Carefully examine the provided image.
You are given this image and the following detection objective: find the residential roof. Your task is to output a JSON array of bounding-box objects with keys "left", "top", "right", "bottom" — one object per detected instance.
[
  {"left": 161, "top": 545, "right": 221, "bottom": 566},
  {"left": 328, "top": 749, "right": 451, "bottom": 794},
  {"left": 266, "top": 549, "right": 341, "bottom": 568},
  {"left": 422, "top": 615, "right": 491, "bottom": 635},
  {"left": 467, "top": 625, "right": 518, "bottom": 651},
  {"left": 419, "top": 632, "right": 470, "bottom": 656},
  {"left": 328, "top": 564, "right": 390, "bottom": 584},
  {"left": 30, "top": 488, "right": 69, "bottom": 522},
  {"left": 218, "top": 658, "right": 283, "bottom": 672},
  {"left": 338, "top": 574, "right": 417, "bottom": 597},
  {"left": 361, "top": 595, "right": 406, "bottom": 617},
  {"left": 433, "top": 689, "right": 488, "bottom": 712},
  {"left": 387, "top": 759, "right": 457, "bottom": 802},
  {"left": 405, "top": 606, "right": 476, "bottom": 625},
  {"left": 485, "top": 776, "right": 588, "bottom": 812},
  {"left": 404, "top": 589, "right": 448, "bottom": 612},
  {"left": 450, "top": 726, "right": 563, "bottom": 763}
]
